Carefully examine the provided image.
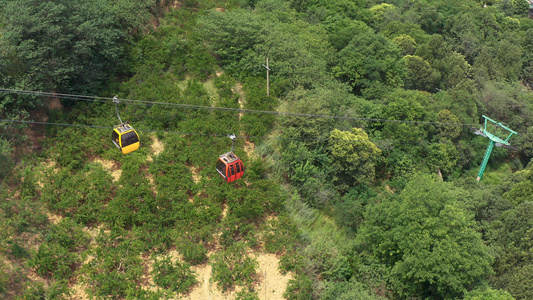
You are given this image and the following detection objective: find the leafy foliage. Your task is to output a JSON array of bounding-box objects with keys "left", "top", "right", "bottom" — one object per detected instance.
[
  {"left": 210, "top": 242, "right": 258, "bottom": 292},
  {"left": 356, "top": 175, "right": 493, "bottom": 299},
  {"left": 333, "top": 26, "right": 405, "bottom": 94},
  {"left": 152, "top": 256, "right": 197, "bottom": 295},
  {"left": 80, "top": 229, "right": 145, "bottom": 298},
  {"left": 28, "top": 242, "right": 78, "bottom": 280},
  {"left": 328, "top": 128, "right": 382, "bottom": 187},
  {"left": 2, "top": 0, "right": 533, "bottom": 298},
  {"left": 0, "top": 0, "right": 154, "bottom": 94}
]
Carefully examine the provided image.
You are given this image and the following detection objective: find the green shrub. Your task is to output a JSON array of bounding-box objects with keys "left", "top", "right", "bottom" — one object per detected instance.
[
  {"left": 45, "top": 217, "right": 90, "bottom": 251},
  {"left": 0, "top": 263, "right": 7, "bottom": 294},
  {"left": 211, "top": 242, "right": 258, "bottom": 292},
  {"left": 40, "top": 165, "right": 113, "bottom": 225},
  {"left": 279, "top": 251, "right": 305, "bottom": 274},
  {"left": 152, "top": 256, "right": 197, "bottom": 295},
  {"left": 18, "top": 279, "right": 70, "bottom": 299},
  {"left": 0, "top": 139, "right": 14, "bottom": 180},
  {"left": 176, "top": 239, "right": 208, "bottom": 265},
  {"left": 320, "top": 278, "right": 380, "bottom": 300},
  {"left": 29, "top": 242, "right": 78, "bottom": 280},
  {"left": 264, "top": 215, "right": 299, "bottom": 254},
  {"left": 80, "top": 230, "right": 144, "bottom": 298},
  {"left": 236, "top": 288, "right": 260, "bottom": 300},
  {"left": 304, "top": 240, "right": 351, "bottom": 281},
  {"left": 10, "top": 241, "right": 29, "bottom": 259},
  {"left": 283, "top": 274, "right": 314, "bottom": 300}
]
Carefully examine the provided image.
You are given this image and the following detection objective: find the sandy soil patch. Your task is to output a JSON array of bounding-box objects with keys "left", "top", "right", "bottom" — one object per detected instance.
[
  {"left": 93, "top": 158, "right": 121, "bottom": 182},
  {"left": 254, "top": 253, "right": 293, "bottom": 300},
  {"left": 69, "top": 281, "right": 90, "bottom": 300},
  {"left": 37, "top": 159, "right": 58, "bottom": 188},
  {"left": 46, "top": 211, "right": 63, "bottom": 225},
  {"left": 147, "top": 135, "right": 164, "bottom": 162},
  {"left": 221, "top": 203, "right": 228, "bottom": 219},
  {"left": 188, "top": 262, "right": 240, "bottom": 300},
  {"left": 83, "top": 224, "right": 108, "bottom": 243},
  {"left": 232, "top": 84, "right": 246, "bottom": 121},
  {"left": 147, "top": 172, "right": 158, "bottom": 195},
  {"left": 244, "top": 141, "right": 256, "bottom": 159},
  {"left": 188, "top": 165, "right": 202, "bottom": 184},
  {"left": 186, "top": 252, "right": 291, "bottom": 300},
  {"left": 140, "top": 254, "right": 158, "bottom": 294}
]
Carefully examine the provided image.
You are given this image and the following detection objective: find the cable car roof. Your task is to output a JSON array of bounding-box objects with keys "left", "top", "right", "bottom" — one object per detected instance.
[
  {"left": 219, "top": 152, "right": 240, "bottom": 164},
  {"left": 114, "top": 123, "right": 135, "bottom": 133}
]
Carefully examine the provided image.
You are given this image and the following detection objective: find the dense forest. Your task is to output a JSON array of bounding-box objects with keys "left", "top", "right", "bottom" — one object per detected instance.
[{"left": 1, "top": 0, "right": 533, "bottom": 299}]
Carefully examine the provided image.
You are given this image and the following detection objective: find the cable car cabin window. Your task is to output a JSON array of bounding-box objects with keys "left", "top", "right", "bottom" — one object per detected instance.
[
  {"left": 112, "top": 131, "right": 120, "bottom": 148},
  {"left": 236, "top": 162, "right": 241, "bottom": 173},
  {"left": 229, "top": 164, "right": 235, "bottom": 177},
  {"left": 121, "top": 131, "right": 139, "bottom": 147},
  {"left": 216, "top": 159, "right": 227, "bottom": 178}
]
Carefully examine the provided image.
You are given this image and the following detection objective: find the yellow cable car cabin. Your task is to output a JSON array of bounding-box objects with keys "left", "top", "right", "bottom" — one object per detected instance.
[
  {"left": 216, "top": 152, "right": 244, "bottom": 183},
  {"left": 112, "top": 124, "right": 140, "bottom": 154}
]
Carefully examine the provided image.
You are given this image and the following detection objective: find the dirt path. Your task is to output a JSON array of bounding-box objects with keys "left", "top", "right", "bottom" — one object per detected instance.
[{"left": 187, "top": 252, "right": 292, "bottom": 300}]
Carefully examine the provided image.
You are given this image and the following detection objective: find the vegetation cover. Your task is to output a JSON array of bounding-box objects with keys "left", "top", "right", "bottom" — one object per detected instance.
[{"left": 1, "top": 0, "right": 533, "bottom": 299}]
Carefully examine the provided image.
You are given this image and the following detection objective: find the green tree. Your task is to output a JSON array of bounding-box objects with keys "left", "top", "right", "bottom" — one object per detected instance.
[
  {"left": 392, "top": 34, "right": 417, "bottom": 56},
  {"left": 378, "top": 89, "right": 430, "bottom": 146},
  {"left": 356, "top": 174, "right": 493, "bottom": 299},
  {"left": 507, "top": 264, "right": 533, "bottom": 300},
  {"left": 521, "top": 29, "right": 533, "bottom": 87},
  {"left": 0, "top": 0, "right": 153, "bottom": 93},
  {"left": 426, "top": 142, "right": 459, "bottom": 177},
  {"left": 463, "top": 287, "right": 516, "bottom": 300},
  {"left": 416, "top": 34, "right": 471, "bottom": 89},
  {"left": 279, "top": 83, "right": 358, "bottom": 143},
  {"left": 403, "top": 55, "right": 439, "bottom": 91},
  {"left": 328, "top": 128, "right": 381, "bottom": 187},
  {"left": 489, "top": 201, "right": 533, "bottom": 290},
  {"left": 196, "top": 8, "right": 265, "bottom": 75},
  {"left": 381, "top": 20, "right": 431, "bottom": 46},
  {"left": 472, "top": 39, "right": 523, "bottom": 83},
  {"left": 502, "top": 168, "right": 533, "bottom": 206},
  {"left": 251, "top": 19, "right": 334, "bottom": 89},
  {"left": 333, "top": 29, "right": 405, "bottom": 94},
  {"left": 434, "top": 109, "right": 462, "bottom": 141}
]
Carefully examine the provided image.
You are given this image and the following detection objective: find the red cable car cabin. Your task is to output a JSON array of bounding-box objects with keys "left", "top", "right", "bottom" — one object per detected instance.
[{"left": 216, "top": 152, "right": 244, "bottom": 183}]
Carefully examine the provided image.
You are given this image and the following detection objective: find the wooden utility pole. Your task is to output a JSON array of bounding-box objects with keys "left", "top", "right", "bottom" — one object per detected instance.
[{"left": 263, "top": 58, "right": 270, "bottom": 96}]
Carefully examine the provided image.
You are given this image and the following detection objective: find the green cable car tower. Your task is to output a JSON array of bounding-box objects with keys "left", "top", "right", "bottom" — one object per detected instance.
[{"left": 474, "top": 115, "right": 517, "bottom": 182}]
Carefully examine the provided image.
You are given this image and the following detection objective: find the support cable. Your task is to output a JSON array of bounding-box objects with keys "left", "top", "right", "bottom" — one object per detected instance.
[{"left": 0, "top": 88, "right": 479, "bottom": 127}]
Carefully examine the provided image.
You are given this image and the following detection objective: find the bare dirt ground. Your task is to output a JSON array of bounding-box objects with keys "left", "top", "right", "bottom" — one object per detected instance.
[
  {"left": 244, "top": 141, "right": 256, "bottom": 159},
  {"left": 188, "top": 165, "right": 202, "bottom": 184},
  {"left": 147, "top": 135, "right": 164, "bottom": 162},
  {"left": 233, "top": 83, "right": 245, "bottom": 121},
  {"left": 93, "top": 158, "right": 122, "bottom": 182},
  {"left": 186, "top": 252, "right": 292, "bottom": 300},
  {"left": 254, "top": 253, "right": 293, "bottom": 300}
]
